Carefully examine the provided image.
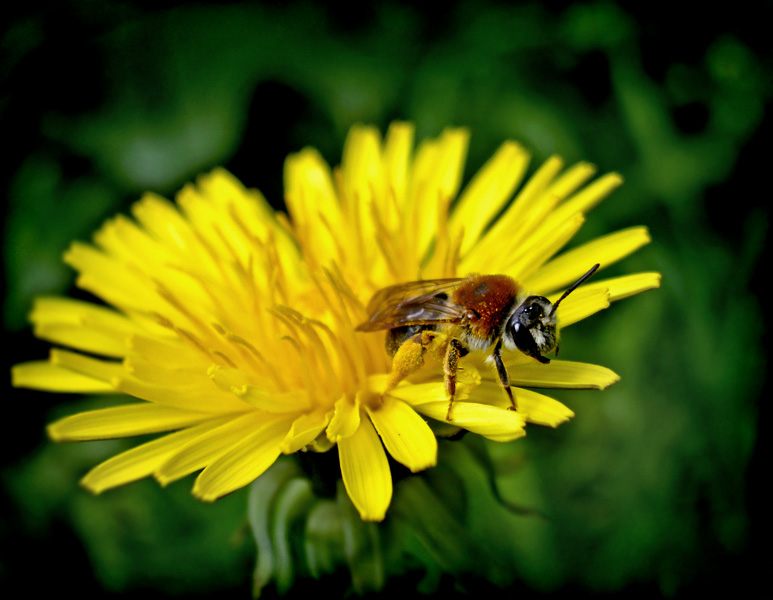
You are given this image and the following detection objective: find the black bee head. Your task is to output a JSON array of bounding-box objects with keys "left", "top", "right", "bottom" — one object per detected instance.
[
  {"left": 501, "top": 263, "right": 600, "bottom": 363},
  {"left": 503, "top": 296, "right": 557, "bottom": 364}
]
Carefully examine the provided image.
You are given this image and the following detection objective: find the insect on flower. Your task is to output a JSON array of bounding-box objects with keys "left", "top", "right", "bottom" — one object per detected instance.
[{"left": 356, "top": 264, "right": 600, "bottom": 420}]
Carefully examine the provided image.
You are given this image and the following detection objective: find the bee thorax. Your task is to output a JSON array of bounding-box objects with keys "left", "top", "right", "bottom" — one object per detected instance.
[{"left": 460, "top": 329, "right": 496, "bottom": 352}]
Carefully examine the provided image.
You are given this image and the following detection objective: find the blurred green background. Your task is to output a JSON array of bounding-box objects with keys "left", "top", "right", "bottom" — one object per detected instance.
[{"left": 1, "top": 1, "right": 767, "bottom": 598}]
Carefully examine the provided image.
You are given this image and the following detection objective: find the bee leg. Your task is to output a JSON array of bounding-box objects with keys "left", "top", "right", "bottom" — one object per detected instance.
[
  {"left": 492, "top": 339, "right": 517, "bottom": 411},
  {"left": 444, "top": 338, "right": 466, "bottom": 421},
  {"left": 384, "top": 330, "right": 440, "bottom": 397}
]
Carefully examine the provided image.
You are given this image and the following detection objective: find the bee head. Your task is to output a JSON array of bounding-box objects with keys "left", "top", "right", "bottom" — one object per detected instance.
[
  {"left": 503, "top": 296, "right": 557, "bottom": 363},
  {"left": 502, "top": 264, "right": 600, "bottom": 364}
]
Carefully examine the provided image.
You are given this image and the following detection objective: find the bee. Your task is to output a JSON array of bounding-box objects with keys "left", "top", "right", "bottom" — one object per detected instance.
[{"left": 356, "top": 264, "right": 600, "bottom": 420}]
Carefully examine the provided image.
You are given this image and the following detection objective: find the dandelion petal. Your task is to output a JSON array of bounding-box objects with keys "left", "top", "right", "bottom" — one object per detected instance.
[
  {"left": 508, "top": 360, "right": 620, "bottom": 389},
  {"left": 327, "top": 395, "right": 361, "bottom": 442},
  {"left": 156, "top": 412, "right": 264, "bottom": 485},
  {"left": 516, "top": 389, "right": 575, "bottom": 427},
  {"left": 552, "top": 288, "right": 611, "bottom": 326},
  {"left": 367, "top": 397, "right": 437, "bottom": 473},
  {"left": 338, "top": 417, "right": 391, "bottom": 521},
  {"left": 281, "top": 410, "right": 331, "bottom": 454},
  {"left": 413, "top": 401, "right": 527, "bottom": 442},
  {"left": 193, "top": 415, "right": 295, "bottom": 501},
  {"left": 48, "top": 404, "right": 218, "bottom": 441},
  {"left": 81, "top": 418, "right": 231, "bottom": 494},
  {"left": 386, "top": 382, "right": 451, "bottom": 406},
  {"left": 523, "top": 227, "right": 652, "bottom": 294},
  {"left": 12, "top": 361, "right": 115, "bottom": 393},
  {"left": 593, "top": 272, "right": 662, "bottom": 301},
  {"left": 475, "top": 384, "right": 575, "bottom": 428}
]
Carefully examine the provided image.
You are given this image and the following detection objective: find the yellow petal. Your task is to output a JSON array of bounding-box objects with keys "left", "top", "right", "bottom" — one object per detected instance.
[
  {"left": 11, "top": 361, "right": 116, "bottom": 393},
  {"left": 177, "top": 179, "right": 252, "bottom": 265},
  {"left": 552, "top": 287, "right": 611, "bottom": 326},
  {"left": 125, "top": 357, "right": 208, "bottom": 387},
  {"left": 326, "top": 394, "right": 361, "bottom": 442},
  {"left": 367, "top": 397, "right": 437, "bottom": 473},
  {"left": 280, "top": 410, "right": 331, "bottom": 454},
  {"left": 341, "top": 125, "right": 384, "bottom": 230},
  {"left": 50, "top": 349, "right": 125, "bottom": 383},
  {"left": 48, "top": 404, "right": 218, "bottom": 441},
  {"left": 338, "top": 416, "right": 392, "bottom": 521},
  {"left": 461, "top": 155, "right": 562, "bottom": 272},
  {"left": 130, "top": 192, "right": 193, "bottom": 253},
  {"left": 283, "top": 148, "right": 340, "bottom": 265},
  {"left": 94, "top": 214, "right": 174, "bottom": 271},
  {"left": 450, "top": 140, "right": 529, "bottom": 256},
  {"left": 193, "top": 414, "right": 295, "bottom": 501},
  {"left": 544, "top": 161, "right": 598, "bottom": 200},
  {"left": 237, "top": 385, "right": 312, "bottom": 413},
  {"left": 506, "top": 360, "right": 620, "bottom": 389},
  {"left": 412, "top": 401, "right": 527, "bottom": 442},
  {"left": 207, "top": 365, "right": 250, "bottom": 392},
  {"left": 522, "top": 227, "right": 652, "bottom": 294},
  {"left": 129, "top": 334, "right": 207, "bottom": 369},
  {"left": 64, "top": 242, "right": 157, "bottom": 310},
  {"left": 155, "top": 412, "right": 264, "bottom": 485},
  {"left": 386, "top": 381, "right": 451, "bottom": 406},
  {"left": 284, "top": 149, "right": 337, "bottom": 214},
  {"left": 198, "top": 168, "right": 276, "bottom": 226},
  {"left": 474, "top": 383, "right": 575, "bottom": 428},
  {"left": 383, "top": 121, "right": 415, "bottom": 210},
  {"left": 586, "top": 272, "right": 662, "bottom": 301},
  {"left": 80, "top": 417, "right": 232, "bottom": 494},
  {"left": 410, "top": 128, "right": 470, "bottom": 258},
  {"left": 33, "top": 323, "right": 128, "bottom": 358},
  {"left": 539, "top": 171, "right": 624, "bottom": 235},
  {"left": 515, "top": 388, "right": 574, "bottom": 427},
  {"left": 114, "top": 376, "right": 248, "bottom": 413},
  {"left": 502, "top": 212, "right": 586, "bottom": 279},
  {"left": 30, "top": 296, "right": 138, "bottom": 333}
]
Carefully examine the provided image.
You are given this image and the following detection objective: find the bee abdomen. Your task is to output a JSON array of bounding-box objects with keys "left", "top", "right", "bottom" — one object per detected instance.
[{"left": 386, "top": 324, "right": 436, "bottom": 357}]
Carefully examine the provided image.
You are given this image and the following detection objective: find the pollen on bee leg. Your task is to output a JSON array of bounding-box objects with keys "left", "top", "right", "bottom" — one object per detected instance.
[
  {"left": 382, "top": 330, "right": 438, "bottom": 396},
  {"left": 443, "top": 338, "right": 465, "bottom": 422}
]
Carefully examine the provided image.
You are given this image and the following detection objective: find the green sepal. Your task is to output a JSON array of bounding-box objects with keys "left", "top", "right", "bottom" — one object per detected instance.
[
  {"left": 248, "top": 457, "right": 302, "bottom": 597},
  {"left": 303, "top": 499, "right": 345, "bottom": 579},
  {"left": 336, "top": 480, "right": 385, "bottom": 594}
]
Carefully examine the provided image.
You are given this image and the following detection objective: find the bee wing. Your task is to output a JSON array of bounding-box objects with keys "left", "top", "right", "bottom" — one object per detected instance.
[{"left": 356, "top": 278, "right": 465, "bottom": 332}]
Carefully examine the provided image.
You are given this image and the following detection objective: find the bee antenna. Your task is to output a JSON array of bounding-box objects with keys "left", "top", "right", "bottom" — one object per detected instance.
[{"left": 548, "top": 263, "right": 600, "bottom": 318}]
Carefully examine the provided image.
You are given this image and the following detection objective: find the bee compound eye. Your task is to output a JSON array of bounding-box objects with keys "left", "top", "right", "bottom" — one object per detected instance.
[{"left": 520, "top": 303, "right": 541, "bottom": 325}]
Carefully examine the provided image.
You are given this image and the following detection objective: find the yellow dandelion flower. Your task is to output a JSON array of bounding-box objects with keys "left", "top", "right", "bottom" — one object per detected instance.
[{"left": 12, "top": 122, "right": 660, "bottom": 522}]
